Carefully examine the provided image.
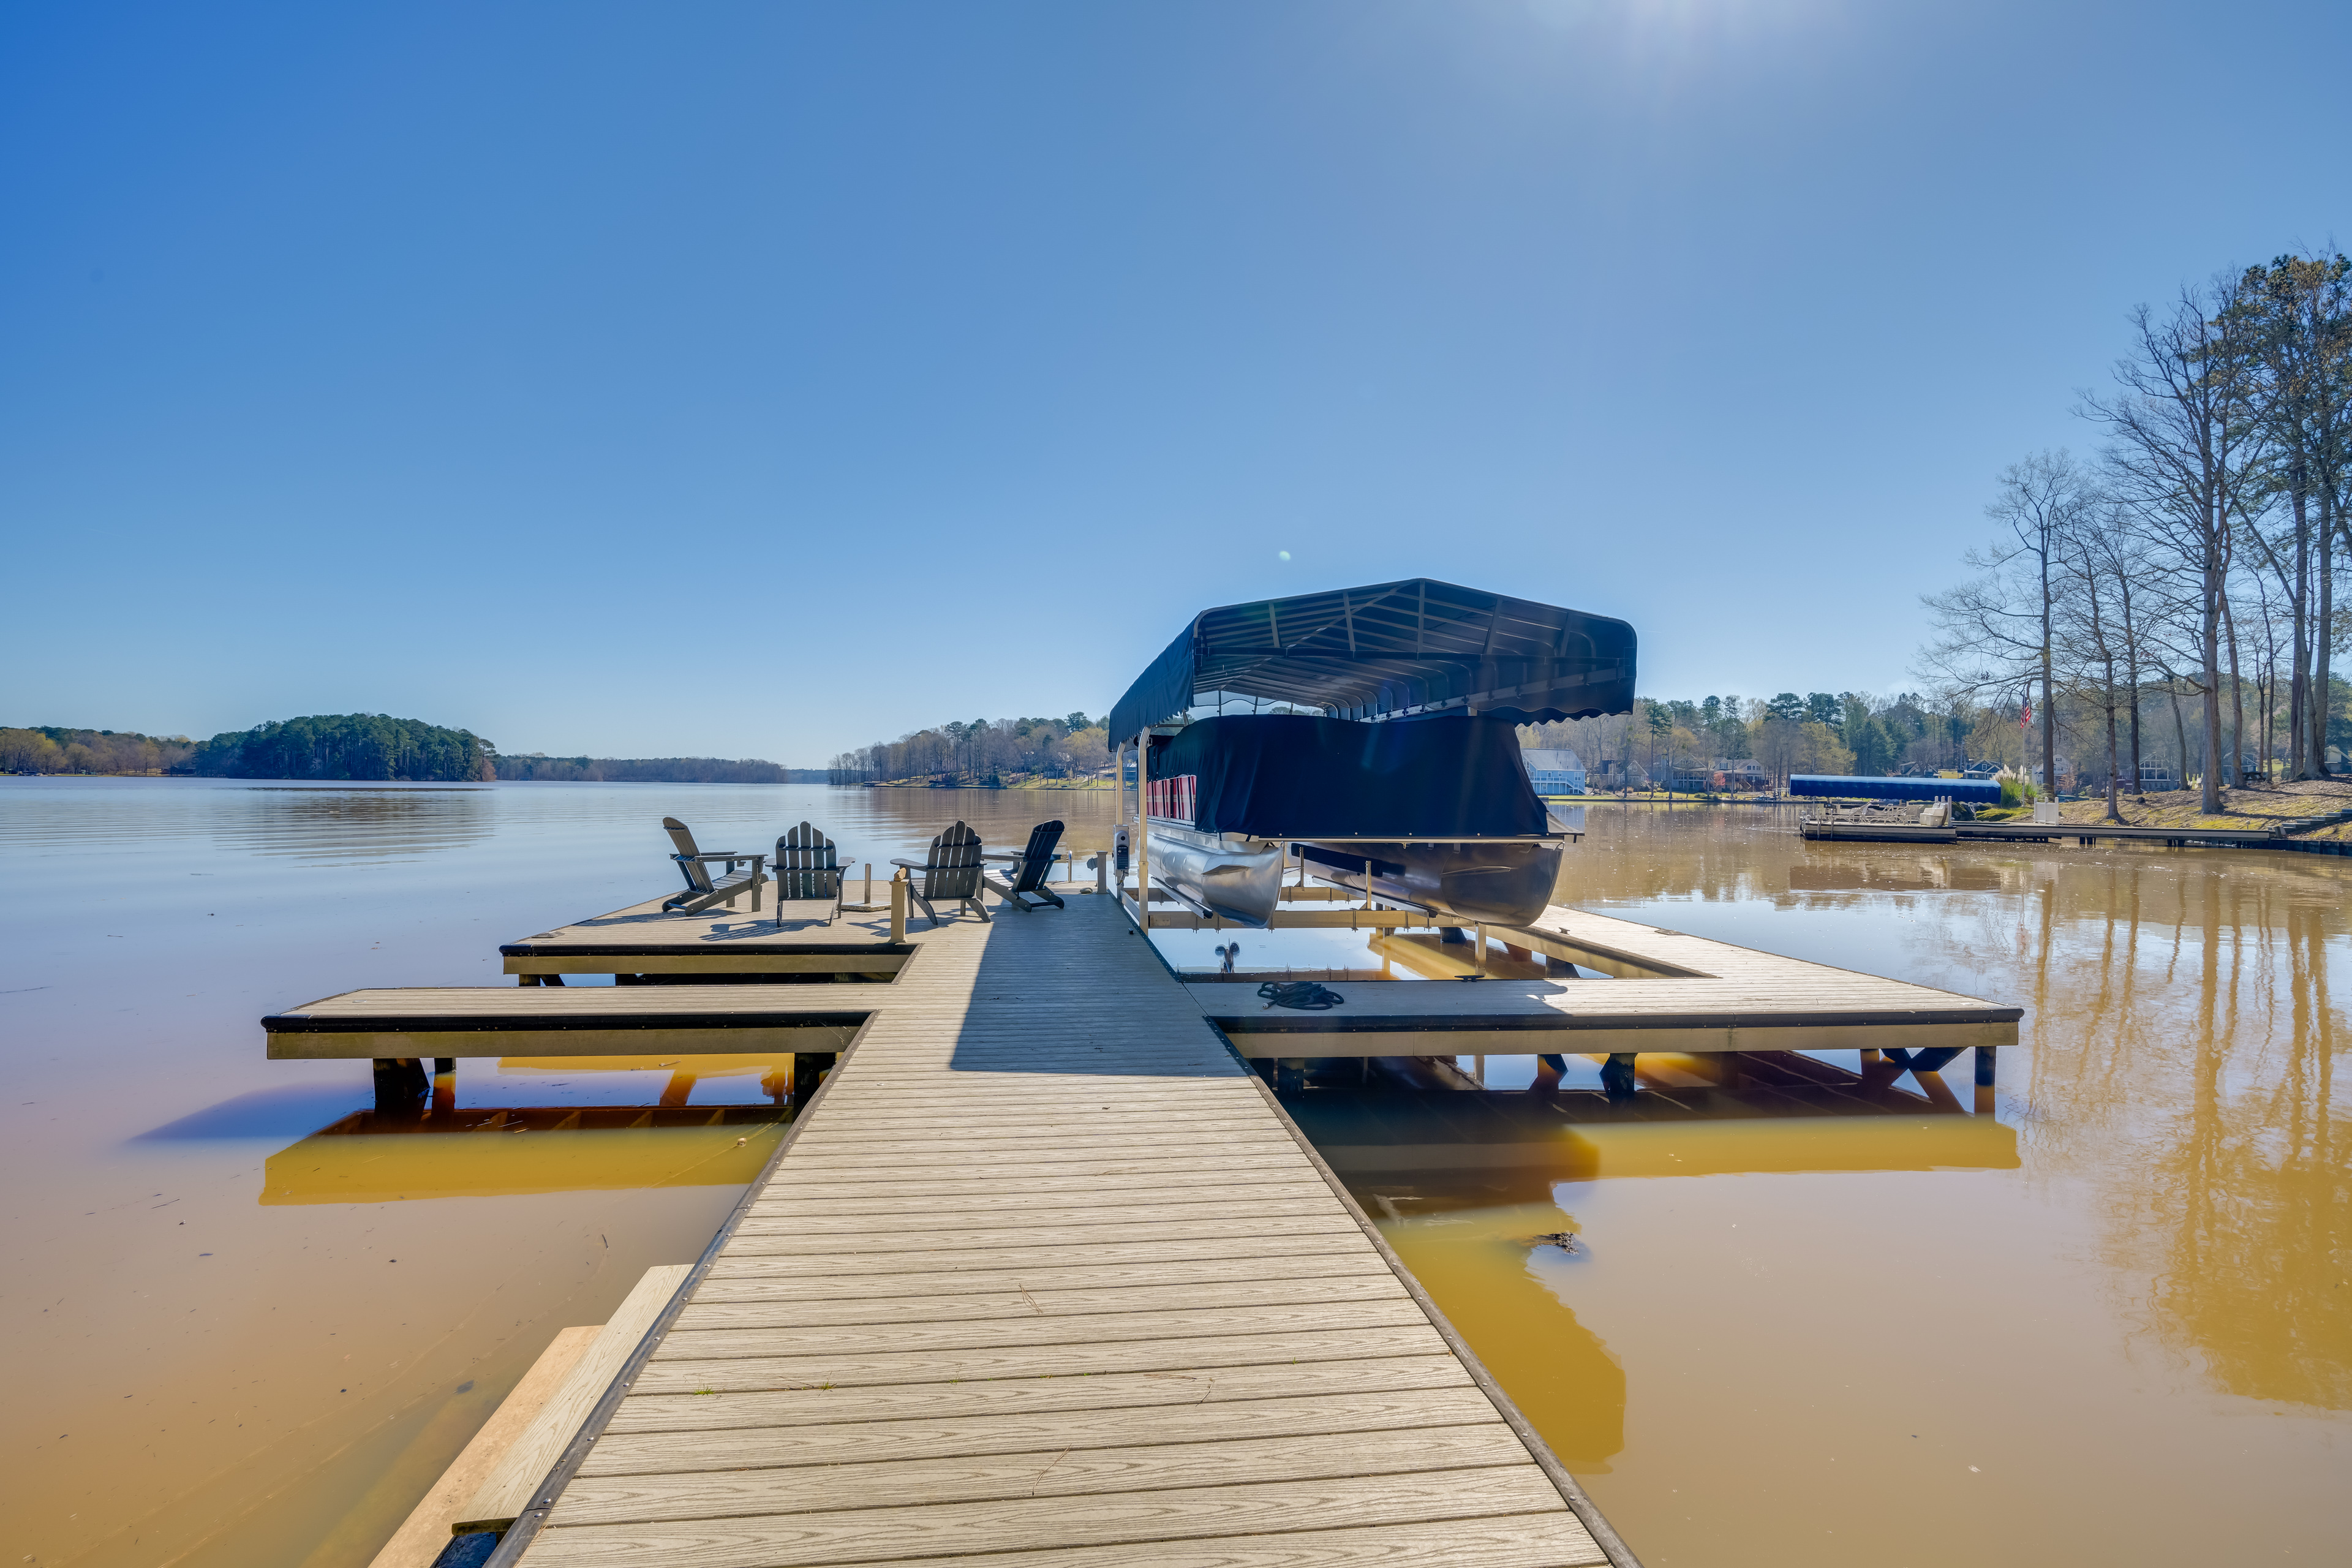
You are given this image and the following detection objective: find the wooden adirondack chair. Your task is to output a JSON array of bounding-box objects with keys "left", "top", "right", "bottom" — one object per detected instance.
[
  {"left": 982, "top": 820, "right": 1066, "bottom": 912},
  {"left": 659, "top": 816, "right": 766, "bottom": 914},
  {"left": 890, "top": 821, "right": 990, "bottom": 926},
  {"left": 772, "top": 821, "right": 845, "bottom": 928}
]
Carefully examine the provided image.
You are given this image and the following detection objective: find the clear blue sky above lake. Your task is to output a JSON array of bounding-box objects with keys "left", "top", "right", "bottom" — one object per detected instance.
[{"left": 4, "top": 1, "right": 2346, "bottom": 763}]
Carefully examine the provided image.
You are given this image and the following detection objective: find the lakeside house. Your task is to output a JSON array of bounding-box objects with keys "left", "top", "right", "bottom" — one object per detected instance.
[{"left": 1523, "top": 747, "right": 1587, "bottom": 795}]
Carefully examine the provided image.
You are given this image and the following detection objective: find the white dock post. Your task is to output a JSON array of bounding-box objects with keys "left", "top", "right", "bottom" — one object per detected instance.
[
  {"left": 889, "top": 872, "right": 907, "bottom": 944},
  {"left": 1135, "top": 731, "right": 1151, "bottom": 930}
]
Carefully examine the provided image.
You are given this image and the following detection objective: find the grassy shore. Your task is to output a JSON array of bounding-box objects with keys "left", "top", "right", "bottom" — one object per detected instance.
[{"left": 1985, "top": 775, "right": 2352, "bottom": 840}]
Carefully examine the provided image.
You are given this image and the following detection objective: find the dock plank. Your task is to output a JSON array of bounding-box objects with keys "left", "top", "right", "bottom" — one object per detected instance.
[
  {"left": 603, "top": 1356, "right": 1476, "bottom": 1435},
  {"left": 553, "top": 1424, "right": 1533, "bottom": 1526},
  {"left": 519, "top": 1469, "right": 1583, "bottom": 1568},
  {"left": 579, "top": 1387, "right": 1502, "bottom": 1475}
]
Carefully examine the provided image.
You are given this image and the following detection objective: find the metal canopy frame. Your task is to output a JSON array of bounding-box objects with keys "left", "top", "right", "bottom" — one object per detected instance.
[{"left": 1108, "top": 578, "right": 1636, "bottom": 742}]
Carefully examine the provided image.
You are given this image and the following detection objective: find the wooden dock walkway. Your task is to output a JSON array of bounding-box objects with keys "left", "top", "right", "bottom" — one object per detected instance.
[
  {"left": 1800, "top": 816, "right": 2293, "bottom": 848},
  {"left": 1198, "top": 903, "right": 2019, "bottom": 1061},
  {"left": 449, "top": 895, "right": 1626, "bottom": 1568},
  {"left": 262, "top": 871, "right": 2032, "bottom": 1567}
]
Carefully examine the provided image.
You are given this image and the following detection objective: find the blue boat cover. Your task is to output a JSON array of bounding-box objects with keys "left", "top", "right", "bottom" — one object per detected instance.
[
  {"left": 1790, "top": 774, "right": 2003, "bottom": 804},
  {"left": 1109, "top": 578, "right": 1635, "bottom": 742},
  {"left": 1153, "top": 715, "right": 1551, "bottom": 839}
]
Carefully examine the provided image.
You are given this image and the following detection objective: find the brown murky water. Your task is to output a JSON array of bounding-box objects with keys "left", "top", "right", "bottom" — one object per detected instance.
[
  {"left": 1287, "top": 805, "right": 2348, "bottom": 1567},
  {"left": 5, "top": 785, "right": 2342, "bottom": 1566},
  {"left": 0, "top": 780, "right": 1113, "bottom": 1568}
]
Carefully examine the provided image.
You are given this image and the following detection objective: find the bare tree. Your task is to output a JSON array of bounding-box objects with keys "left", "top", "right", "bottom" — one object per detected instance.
[
  {"left": 2082, "top": 276, "right": 2264, "bottom": 813},
  {"left": 1919, "top": 451, "right": 2097, "bottom": 786},
  {"left": 2053, "top": 513, "right": 2142, "bottom": 820}
]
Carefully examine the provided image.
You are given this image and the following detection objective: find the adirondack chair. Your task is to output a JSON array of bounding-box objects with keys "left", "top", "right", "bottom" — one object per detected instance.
[
  {"left": 890, "top": 821, "right": 990, "bottom": 926},
  {"left": 982, "top": 820, "right": 1066, "bottom": 912},
  {"left": 659, "top": 816, "right": 766, "bottom": 914},
  {"left": 772, "top": 821, "right": 846, "bottom": 928}
]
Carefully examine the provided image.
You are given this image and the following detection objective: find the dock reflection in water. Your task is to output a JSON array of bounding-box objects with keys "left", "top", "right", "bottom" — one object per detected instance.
[{"left": 262, "top": 1103, "right": 788, "bottom": 1205}]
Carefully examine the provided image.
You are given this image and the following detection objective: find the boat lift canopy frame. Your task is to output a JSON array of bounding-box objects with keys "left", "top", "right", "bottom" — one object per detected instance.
[{"left": 1108, "top": 578, "right": 1637, "bottom": 742}]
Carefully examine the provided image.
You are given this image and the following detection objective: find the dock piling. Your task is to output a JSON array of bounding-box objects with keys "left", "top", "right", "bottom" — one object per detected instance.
[
  {"left": 1975, "top": 1044, "right": 1997, "bottom": 1114},
  {"left": 1600, "top": 1052, "right": 1638, "bottom": 1101},
  {"left": 371, "top": 1056, "right": 428, "bottom": 1115},
  {"left": 790, "top": 1050, "right": 834, "bottom": 1102}
]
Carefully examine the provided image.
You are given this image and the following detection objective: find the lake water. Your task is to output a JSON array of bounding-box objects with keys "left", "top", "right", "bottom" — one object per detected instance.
[
  {"left": 1, "top": 781, "right": 2343, "bottom": 1566},
  {"left": 0, "top": 778, "right": 1115, "bottom": 1568}
]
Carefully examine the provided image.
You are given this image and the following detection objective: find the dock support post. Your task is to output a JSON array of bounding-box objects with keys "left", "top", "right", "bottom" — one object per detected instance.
[
  {"left": 792, "top": 1052, "right": 835, "bottom": 1104},
  {"left": 1974, "top": 1044, "right": 1997, "bottom": 1115},
  {"left": 890, "top": 874, "right": 907, "bottom": 944},
  {"left": 432, "top": 1058, "right": 456, "bottom": 1114},
  {"left": 1600, "top": 1052, "right": 1638, "bottom": 1101},
  {"left": 372, "top": 1057, "right": 428, "bottom": 1116}
]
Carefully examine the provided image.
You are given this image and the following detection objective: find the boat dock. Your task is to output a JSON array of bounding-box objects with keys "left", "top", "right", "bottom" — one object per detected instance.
[
  {"left": 1800, "top": 816, "right": 2294, "bottom": 848},
  {"left": 269, "top": 869, "right": 2022, "bottom": 1568}
]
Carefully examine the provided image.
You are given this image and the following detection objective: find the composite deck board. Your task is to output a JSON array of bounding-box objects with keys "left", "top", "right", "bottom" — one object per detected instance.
[
  {"left": 654, "top": 1299, "right": 1436, "bottom": 1359},
  {"left": 720, "top": 1216, "right": 1368, "bottom": 1252},
  {"left": 511, "top": 892, "right": 1610, "bottom": 1567},
  {"left": 519, "top": 1468, "right": 1579, "bottom": 1568},
  {"left": 773, "top": 1515, "right": 1608, "bottom": 1568},
  {"left": 552, "top": 1425, "right": 1531, "bottom": 1526},
  {"left": 706, "top": 1235, "right": 1381, "bottom": 1274},
  {"left": 734, "top": 1194, "right": 1346, "bottom": 1226},
  {"left": 669, "top": 1276, "right": 1412, "bottom": 1332},
  {"left": 579, "top": 1387, "right": 1503, "bottom": 1476},
  {"left": 603, "top": 1357, "right": 1476, "bottom": 1435},
  {"left": 690, "top": 1253, "right": 1396, "bottom": 1300}
]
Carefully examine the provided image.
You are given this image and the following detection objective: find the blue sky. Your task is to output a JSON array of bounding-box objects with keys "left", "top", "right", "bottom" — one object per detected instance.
[{"left": 4, "top": 1, "right": 2346, "bottom": 762}]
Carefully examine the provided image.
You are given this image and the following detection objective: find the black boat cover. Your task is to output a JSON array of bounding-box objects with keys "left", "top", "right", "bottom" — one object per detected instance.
[
  {"left": 1790, "top": 774, "right": 2004, "bottom": 805},
  {"left": 1109, "top": 578, "right": 1635, "bottom": 742},
  {"left": 1152, "top": 715, "right": 1551, "bottom": 839}
]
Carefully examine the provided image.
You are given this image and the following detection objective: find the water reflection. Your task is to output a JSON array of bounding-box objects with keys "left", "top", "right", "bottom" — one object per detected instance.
[
  {"left": 1300, "top": 806, "right": 2350, "bottom": 1566},
  {"left": 219, "top": 787, "right": 499, "bottom": 862},
  {"left": 262, "top": 1109, "right": 785, "bottom": 1204}
]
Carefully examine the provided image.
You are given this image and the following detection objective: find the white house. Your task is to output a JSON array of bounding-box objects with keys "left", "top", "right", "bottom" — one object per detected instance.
[{"left": 1522, "top": 747, "right": 1586, "bottom": 796}]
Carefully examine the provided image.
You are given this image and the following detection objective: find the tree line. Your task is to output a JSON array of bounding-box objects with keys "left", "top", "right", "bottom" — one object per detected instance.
[
  {"left": 830, "top": 714, "right": 1112, "bottom": 785},
  {"left": 1525, "top": 691, "right": 1985, "bottom": 794},
  {"left": 0, "top": 726, "right": 195, "bottom": 774},
  {"left": 497, "top": 755, "right": 820, "bottom": 783},
  {"left": 1921, "top": 250, "right": 2350, "bottom": 820},
  {"left": 186, "top": 714, "right": 497, "bottom": 780}
]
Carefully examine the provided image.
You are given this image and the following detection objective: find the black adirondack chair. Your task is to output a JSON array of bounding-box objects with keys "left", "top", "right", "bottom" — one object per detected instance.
[
  {"left": 982, "top": 820, "right": 1066, "bottom": 912},
  {"left": 660, "top": 816, "right": 766, "bottom": 914},
  {"left": 891, "top": 822, "right": 990, "bottom": 926},
  {"left": 772, "top": 821, "right": 846, "bottom": 928}
]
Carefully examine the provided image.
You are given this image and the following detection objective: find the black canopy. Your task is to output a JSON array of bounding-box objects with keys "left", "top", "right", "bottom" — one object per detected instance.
[
  {"left": 1109, "top": 578, "right": 1637, "bottom": 742},
  {"left": 1155, "top": 716, "right": 1551, "bottom": 839}
]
